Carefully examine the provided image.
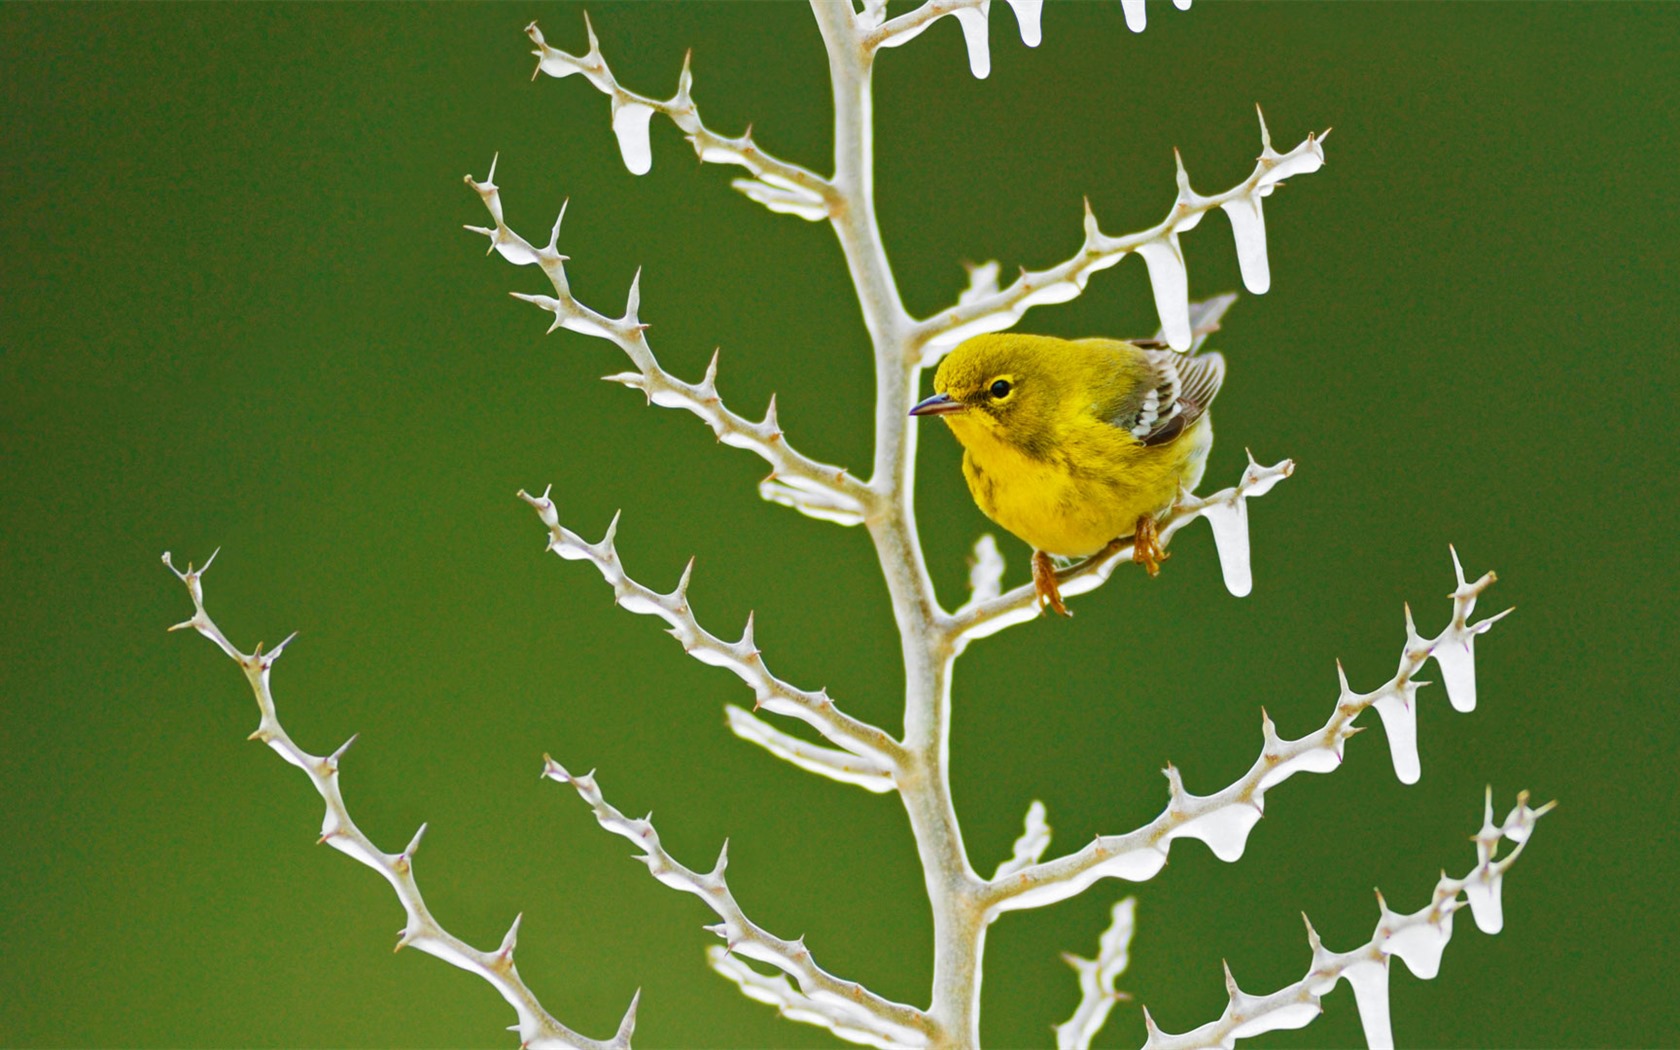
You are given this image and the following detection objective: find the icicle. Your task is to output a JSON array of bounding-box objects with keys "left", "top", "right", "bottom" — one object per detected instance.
[
  {"left": 953, "top": 5, "right": 992, "bottom": 79},
  {"left": 1433, "top": 635, "right": 1478, "bottom": 712},
  {"left": 1464, "top": 867, "right": 1505, "bottom": 934},
  {"left": 1121, "top": 0, "right": 1147, "bottom": 33},
  {"left": 1136, "top": 238, "right": 1191, "bottom": 350},
  {"left": 1005, "top": 0, "right": 1043, "bottom": 45},
  {"left": 1385, "top": 907, "right": 1454, "bottom": 980},
  {"left": 1200, "top": 498, "right": 1253, "bottom": 597},
  {"left": 1162, "top": 801, "right": 1262, "bottom": 862},
  {"left": 1343, "top": 959, "right": 1394, "bottom": 1050},
  {"left": 611, "top": 100, "right": 655, "bottom": 175},
  {"left": 1370, "top": 688, "right": 1422, "bottom": 785},
  {"left": 1221, "top": 192, "right": 1271, "bottom": 294}
]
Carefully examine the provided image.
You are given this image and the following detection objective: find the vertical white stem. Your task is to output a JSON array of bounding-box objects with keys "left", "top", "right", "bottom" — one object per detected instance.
[{"left": 809, "top": 3, "right": 984, "bottom": 1045}]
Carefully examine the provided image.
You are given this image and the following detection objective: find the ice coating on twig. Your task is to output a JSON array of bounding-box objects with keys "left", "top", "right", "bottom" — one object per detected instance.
[
  {"left": 953, "top": 4, "right": 992, "bottom": 78},
  {"left": 1054, "top": 897, "right": 1136, "bottom": 1050},
  {"left": 725, "top": 705, "right": 896, "bottom": 793},
  {"left": 525, "top": 18, "right": 833, "bottom": 212},
  {"left": 610, "top": 100, "right": 654, "bottom": 175},
  {"left": 975, "top": 553, "right": 1510, "bottom": 914},
  {"left": 518, "top": 489, "right": 903, "bottom": 767},
  {"left": 994, "top": 800, "right": 1052, "bottom": 879},
  {"left": 915, "top": 111, "right": 1325, "bottom": 360},
  {"left": 966, "top": 534, "right": 1006, "bottom": 607},
  {"left": 707, "top": 948, "right": 926, "bottom": 1049},
  {"left": 946, "top": 456, "right": 1294, "bottom": 643},
  {"left": 1140, "top": 790, "right": 1552, "bottom": 1050},
  {"left": 464, "top": 164, "right": 869, "bottom": 525},
  {"left": 160, "top": 554, "right": 631, "bottom": 1050},
  {"left": 543, "top": 759, "right": 932, "bottom": 1047}
]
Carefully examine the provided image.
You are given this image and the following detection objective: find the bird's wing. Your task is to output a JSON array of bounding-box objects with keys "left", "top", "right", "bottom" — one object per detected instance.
[{"left": 1105, "top": 348, "right": 1226, "bottom": 447}]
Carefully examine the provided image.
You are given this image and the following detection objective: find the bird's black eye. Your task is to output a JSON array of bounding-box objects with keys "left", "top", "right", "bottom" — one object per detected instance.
[{"left": 990, "top": 379, "right": 1012, "bottom": 399}]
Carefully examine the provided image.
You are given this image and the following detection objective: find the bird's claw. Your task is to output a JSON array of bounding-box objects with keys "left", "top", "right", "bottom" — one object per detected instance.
[
  {"left": 1132, "top": 514, "right": 1169, "bottom": 577},
  {"left": 1032, "top": 550, "right": 1072, "bottom": 617}
]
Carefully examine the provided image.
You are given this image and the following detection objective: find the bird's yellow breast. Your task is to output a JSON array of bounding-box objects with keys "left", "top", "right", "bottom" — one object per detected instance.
[{"left": 952, "top": 412, "right": 1212, "bottom": 557}]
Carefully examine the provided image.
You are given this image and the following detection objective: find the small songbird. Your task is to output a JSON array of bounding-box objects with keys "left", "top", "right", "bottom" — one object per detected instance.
[{"left": 911, "top": 333, "right": 1225, "bottom": 616}]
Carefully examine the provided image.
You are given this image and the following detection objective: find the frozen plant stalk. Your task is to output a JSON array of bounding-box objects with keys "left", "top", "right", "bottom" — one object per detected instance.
[{"left": 167, "top": 3, "right": 1549, "bottom": 1048}]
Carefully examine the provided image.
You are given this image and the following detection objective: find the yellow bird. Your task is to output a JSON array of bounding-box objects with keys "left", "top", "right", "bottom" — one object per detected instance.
[{"left": 911, "top": 333, "right": 1225, "bottom": 616}]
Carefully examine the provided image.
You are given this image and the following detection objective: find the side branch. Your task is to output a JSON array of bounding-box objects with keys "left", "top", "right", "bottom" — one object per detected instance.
[
  {"left": 525, "top": 18, "right": 834, "bottom": 219},
  {"left": 725, "top": 706, "right": 896, "bottom": 793},
  {"left": 1141, "top": 791, "right": 1555, "bottom": 1050},
  {"left": 160, "top": 553, "right": 632, "bottom": 1050},
  {"left": 544, "top": 759, "right": 933, "bottom": 1048},
  {"left": 912, "top": 113, "right": 1327, "bottom": 359},
  {"left": 465, "top": 165, "right": 871, "bottom": 526},
  {"left": 518, "top": 489, "right": 905, "bottom": 770},
  {"left": 945, "top": 455, "right": 1293, "bottom": 646},
  {"left": 979, "top": 552, "right": 1510, "bottom": 914}
]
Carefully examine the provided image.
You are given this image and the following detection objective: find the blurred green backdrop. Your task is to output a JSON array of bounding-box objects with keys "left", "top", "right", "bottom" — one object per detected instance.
[{"left": 3, "top": 3, "right": 1676, "bottom": 1048}]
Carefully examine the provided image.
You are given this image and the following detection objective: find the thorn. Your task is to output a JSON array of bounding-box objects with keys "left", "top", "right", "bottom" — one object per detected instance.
[
  {"left": 702, "top": 348, "right": 720, "bottom": 394},
  {"left": 1301, "top": 912, "right": 1323, "bottom": 950},
  {"left": 625, "top": 266, "right": 643, "bottom": 323},
  {"left": 1173, "top": 147, "right": 1191, "bottom": 194},
  {"left": 403, "top": 822, "right": 429, "bottom": 861},
  {"left": 583, "top": 10, "right": 600, "bottom": 55},
  {"left": 763, "top": 392, "right": 781, "bottom": 434},
  {"left": 1082, "top": 195, "right": 1100, "bottom": 240},
  {"left": 1222, "top": 959, "right": 1240, "bottom": 997},
  {"left": 675, "top": 556, "right": 695, "bottom": 601},
  {"left": 1403, "top": 602, "right": 1417, "bottom": 637},
  {"left": 498, "top": 912, "right": 523, "bottom": 958},
  {"left": 328, "top": 732, "right": 359, "bottom": 768},
  {"left": 1255, "top": 104, "right": 1273, "bottom": 151},
  {"left": 1319, "top": 126, "right": 1334, "bottom": 143},
  {"left": 548, "top": 199, "right": 569, "bottom": 250},
  {"left": 1141, "top": 1006, "right": 1163, "bottom": 1039},
  {"left": 615, "top": 988, "right": 642, "bottom": 1044},
  {"left": 601, "top": 510, "right": 622, "bottom": 554}
]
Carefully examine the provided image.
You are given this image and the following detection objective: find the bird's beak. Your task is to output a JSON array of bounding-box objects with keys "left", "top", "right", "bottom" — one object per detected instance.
[{"left": 909, "top": 392, "right": 966, "bottom": 417}]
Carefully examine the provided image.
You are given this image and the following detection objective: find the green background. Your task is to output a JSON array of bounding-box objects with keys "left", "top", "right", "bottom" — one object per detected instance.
[{"left": 3, "top": 3, "right": 1675, "bottom": 1047}]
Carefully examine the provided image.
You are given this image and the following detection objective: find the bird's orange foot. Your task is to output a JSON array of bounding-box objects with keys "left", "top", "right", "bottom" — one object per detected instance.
[
  {"left": 1032, "top": 550, "right": 1072, "bottom": 617},
  {"left": 1132, "top": 514, "right": 1170, "bottom": 577}
]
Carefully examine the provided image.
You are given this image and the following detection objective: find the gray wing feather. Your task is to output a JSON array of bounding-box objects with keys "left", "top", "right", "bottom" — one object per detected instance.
[{"left": 1110, "top": 349, "right": 1226, "bottom": 447}]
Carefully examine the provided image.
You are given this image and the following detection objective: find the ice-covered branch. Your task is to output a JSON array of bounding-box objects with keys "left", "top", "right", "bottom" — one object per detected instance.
[
  {"left": 465, "top": 163, "right": 870, "bottom": 526},
  {"left": 979, "top": 551, "right": 1510, "bottom": 914},
  {"left": 543, "top": 759, "right": 932, "bottom": 1047},
  {"left": 1054, "top": 897, "right": 1137, "bottom": 1050},
  {"left": 913, "top": 112, "right": 1327, "bottom": 360},
  {"left": 725, "top": 705, "right": 897, "bottom": 793},
  {"left": 518, "top": 488, "right": 904, "bottom": 768},
  {"left": 993, "top": 799, "right": 1052, "bottom": 879},
  {"left": 1141, "top": 790, "right": 1554, "bottom": 1050},
  {"left": 862, "top": 0, "right": 1191, "bottom": 76},
  {"left": 160, "top": 552, "right": 631, "bottom": 1050},
  {"left": 524, "top": 18, "right": 833, "bottom": 219},
  {"left": 946, "top": 454, "right": 1294, "bottom": 646}
]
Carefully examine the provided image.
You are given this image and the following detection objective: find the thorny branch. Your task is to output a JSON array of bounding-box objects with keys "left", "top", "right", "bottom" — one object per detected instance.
[
  {"left": 518, "top": 487, "right": 904, "bottom": 769},
  {"left": 1140, "top": 791, "right": 1554, "bottom": 1050},
  {"left": 161, "top": 552, "right": 635, "bottom": 1050},
  {"left": 544, "top": 758, "right": 933, "bottom": 1048},
  {"left": 979, "top": 551, "right": 1512, "bottom": 916}
]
